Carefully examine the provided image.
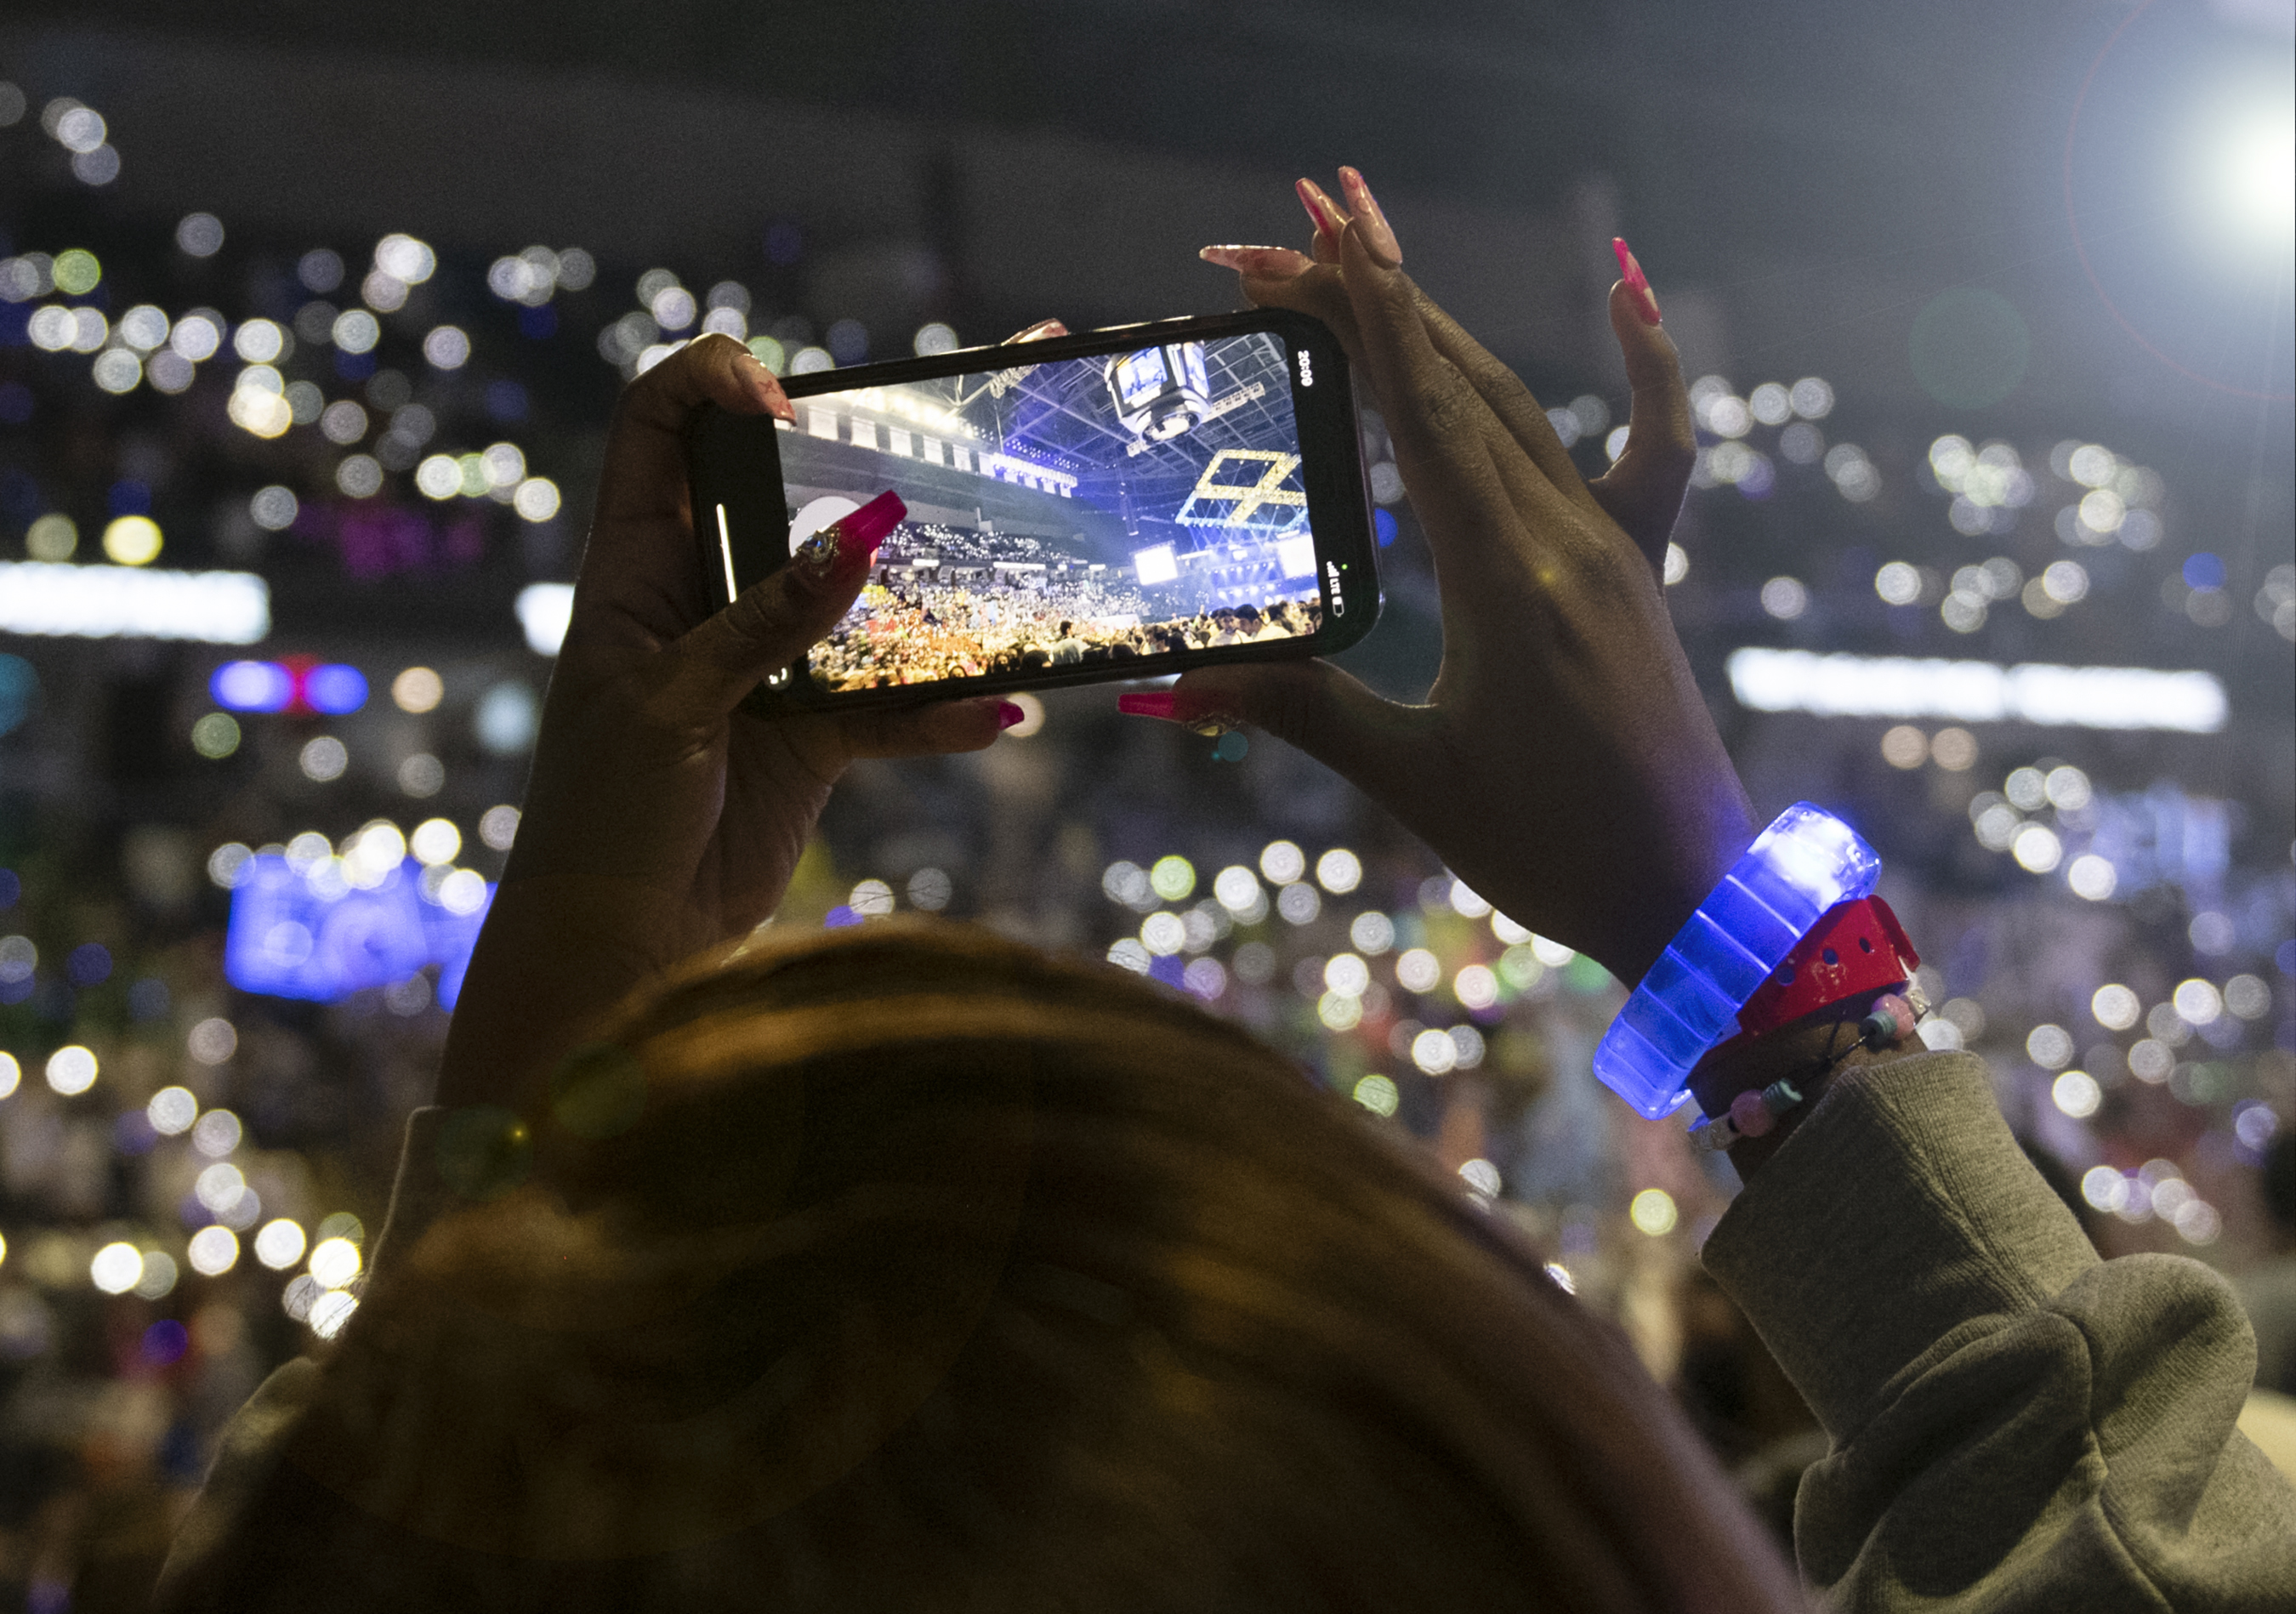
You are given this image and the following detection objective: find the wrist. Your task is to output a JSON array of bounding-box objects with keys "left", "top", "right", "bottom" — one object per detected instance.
[
  {"left": 1609, "top": 803, "right": 1759, "bottom": 990},
  {"left": 1689, "top": 990, "right": 1923, "bottom": 1179},
  {"left": 435, "top": 876, "right": 713, "bottom": 1112},
  {"left": 1593, "top": 803, "right": 1884, "bottom": 1119}
]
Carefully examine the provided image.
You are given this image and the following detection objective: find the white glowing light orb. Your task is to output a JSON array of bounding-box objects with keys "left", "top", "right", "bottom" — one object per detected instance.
[
  {"left": 309, "top": 1290, "right": 359, "bottom": 1339},
  {"left": 46, "top": 1045, "right": 97, "bottom": 1095},
  {"left": 254, "top": 1219, "right": 308, "bottom": 1270},
  {"left": 309, "top": 1236, "right": 362, "bottom": 1290},
  {"left": 1447, "top": 881, "right": 1492, "bottom": 919},
  {"left": 1350, "top": 912, "right": 1395, "bottom": 955},
  {"left": 2052, "top": 1071, "right": 2101, "bottom": 1120},
  {"left": 188, "top": 1225, "right": 241, "bottom": 1276},
  {"left": 1454, "top": 964, "right": 1499, "bottom": 1010},
  {"left": 410, "top": 818, "right": 461, "bottom": 866},
  {"left": 2091, "top": 984, "right": 2140, "bottom": 1031},
  {"left": 91, "top": 1242, "right": 144, "bottom": 1294},
  {"left": 2220, "top": 113, "right": 2295, "bottom": 244},
  {"left": 187, "top": 1017, "right": 238, "bottom": 1065},
  {"left": 438, "top": 869, "right": 489, "bottom": 916},
  {"left": 1395, "top": 949, "right": 1441, "bottom": 993},
  {"left": 1410, "top": 1028, "right": 1458, "bottom": 1076},
  {"left": 2026, "top": 1024, "right": 2074, "bottom": 1070},
  {"left": 2067, "top": 855, "right": 2118, "bottom": 901},
  {"left": 196, "top": 1162, "right": 247, "bottom": 1213},
  {"left": 2011, "top": 824, "right": 2062, "bottom": 873},
  {"left": 1139, "top": 912, "right": 1186, "bottom": 956},
  {"left": 2173, "top": 978, "right": 2223, "bottom": 1026}
]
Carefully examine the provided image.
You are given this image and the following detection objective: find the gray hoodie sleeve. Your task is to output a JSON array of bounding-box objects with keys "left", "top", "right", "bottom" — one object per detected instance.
[{"left": 1702, "top": 1050, "right": 2296, "bottom": 1611}]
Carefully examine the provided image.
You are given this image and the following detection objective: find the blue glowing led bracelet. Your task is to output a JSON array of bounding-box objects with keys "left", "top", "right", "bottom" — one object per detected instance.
[{"left": 1592, "top": 804, "right": 1883, "bottom": 1119}]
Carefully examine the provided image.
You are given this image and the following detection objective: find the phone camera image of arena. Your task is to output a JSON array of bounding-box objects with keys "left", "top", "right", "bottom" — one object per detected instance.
[{"left": 777, "top": 333, "right": 1326, "bottom": 691}]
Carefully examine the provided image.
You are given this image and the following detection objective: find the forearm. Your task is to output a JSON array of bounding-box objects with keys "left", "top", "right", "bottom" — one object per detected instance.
[
  {"left": 435, "top": 877, "right": 717, "bottom": 1112},
  {"left": 1702, "top": 1050, "right": 2296, "bottom": 1605}
]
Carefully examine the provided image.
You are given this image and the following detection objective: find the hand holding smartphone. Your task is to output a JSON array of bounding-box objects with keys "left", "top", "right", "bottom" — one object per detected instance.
[{"left": 684, "top": 309, "right": 1378, "bottom": 706}]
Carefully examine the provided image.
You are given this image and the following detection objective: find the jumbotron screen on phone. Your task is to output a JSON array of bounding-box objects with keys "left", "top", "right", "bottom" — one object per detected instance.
[{"left": 772, "top": 332, "right": 1329, "bottom": 692}]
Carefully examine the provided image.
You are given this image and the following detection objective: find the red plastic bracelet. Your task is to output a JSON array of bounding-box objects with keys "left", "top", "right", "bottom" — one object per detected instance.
[{"left": 1731, "top": 895, "right": 1920, "bottom": 1039}]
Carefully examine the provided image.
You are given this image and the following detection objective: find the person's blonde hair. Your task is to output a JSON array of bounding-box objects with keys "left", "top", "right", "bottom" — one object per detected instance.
[{"left": 167, "top": 923, "right": 1798, "bottom": 1611}]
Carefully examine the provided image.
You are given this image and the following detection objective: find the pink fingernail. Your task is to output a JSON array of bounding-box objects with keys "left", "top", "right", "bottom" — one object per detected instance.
[
  {"left": 1199, "top": 245, "right": 1314, "bottom": 277},
  {"left": 1011, "top": 319, "right": 1067, "bottom": 342},
  {"left": 836, "top": 490, "right": 905, "bottom": 558},
  {"left": 741, "top": 352, "right": 798, "bottom": 420},
  {"left": 1612, "top": 237, "right": 1662, "bottom": 327},
  {"left": 996, "top": 700, "right": 1027, "bottom": 730},
  {"left": 1338, "top": 167, "right": 1401, "bottom": 267},
  {"left": 1295, "top": 178, "right": 1348, "bottom": 244},
  {"left": 1117, "top": 691, "right": 1179, "bottom": 720}
]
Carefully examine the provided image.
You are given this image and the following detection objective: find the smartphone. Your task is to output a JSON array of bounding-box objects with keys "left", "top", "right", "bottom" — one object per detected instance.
[{"left": 685, "top": 308, "right": 1378, "bottom": 705}]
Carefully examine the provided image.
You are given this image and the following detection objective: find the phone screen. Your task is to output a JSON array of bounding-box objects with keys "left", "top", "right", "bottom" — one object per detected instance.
[{"left": 764, "top": 328, "right": 1343, "bottom": 694}]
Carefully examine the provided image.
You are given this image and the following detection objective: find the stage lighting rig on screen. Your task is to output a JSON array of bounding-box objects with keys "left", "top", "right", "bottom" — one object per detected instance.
[
  {"left": 1105, "top": 342, "right": 1213, "bottom": 443},
  {"left": 1175, "top": 449, "right": 1310, "bottom": 536},
  {"left": 1132, "top": 543, "right": 1179, "bottom": 586}
]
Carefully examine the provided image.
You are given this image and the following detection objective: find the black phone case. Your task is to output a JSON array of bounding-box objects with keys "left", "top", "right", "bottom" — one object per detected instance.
[{"left": 684, "top": 308, "right": 1381, "bottom": 708}]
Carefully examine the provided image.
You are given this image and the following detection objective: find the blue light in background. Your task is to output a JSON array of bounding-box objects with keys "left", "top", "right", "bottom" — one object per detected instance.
[
  {"left": 2182, "top": 552, "right": 2225, "bottom": 590},
  {"left": 224, "top": 855, "right": 491, "bottom": 1007},
  {"left": 211, "top": 661, "right": 292, "bottom": 712},
  {"left": 209, "top": 661, "right": 367, "bottom": 714},
  {"left": 303, "top": 664, "right": 368, "bottom": 714},
  {"left": 1373, "top": 508, "right": 1397, "bottom": 548},
  {"left": 0, "top": 654, "right": 36, "bottom": 736}
]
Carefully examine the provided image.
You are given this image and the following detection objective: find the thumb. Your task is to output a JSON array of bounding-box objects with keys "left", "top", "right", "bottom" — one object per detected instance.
[
  {"left": 1120, "top": 658, "right": 1424, "bottom": 787},
  {"left": 660, "top": 503, "right": 889, "bottom": 718},
  {"left": 1588, "top": 274, "right": 1696, "bottom": 569}
]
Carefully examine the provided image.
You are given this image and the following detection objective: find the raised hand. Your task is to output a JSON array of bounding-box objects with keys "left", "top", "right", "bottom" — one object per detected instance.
[
  {"left": 440, "top": 335, "right": 1013, "bottom": 1110},
  {"left": 1162, "top": 173, "right": 1752, "bottom": 986}
]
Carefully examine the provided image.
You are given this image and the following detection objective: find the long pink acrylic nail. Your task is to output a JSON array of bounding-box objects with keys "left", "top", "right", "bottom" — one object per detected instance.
[
  {"left": 1117, "top": 691, "right": 1179, "bottom": 719},
  {"left": 1200, "top": 245, "right": 1315, "bottom": 277},
  {"left": 794, "top": 489, "right": 905, "bottom": 584},
  {"left": 996, "top": 701, "right": 1027, "bottom": 730},
  {"left": 1612, "top": 237, "right": 1663, "bottom": 327},
  {"left": 1338, "top": 167, "right": 1401, "bottom": 267},
  {"left": 1295, "top": 178, "right": 1349, "bottom": 244},
  {"left": 833, "top": 490, "right": 906, "bottom": 558}
]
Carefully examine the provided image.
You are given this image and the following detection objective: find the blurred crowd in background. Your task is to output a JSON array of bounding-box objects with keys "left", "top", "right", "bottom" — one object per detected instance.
[{"left": 1, "top": 7, "right": 2293, "bottom": 1609}]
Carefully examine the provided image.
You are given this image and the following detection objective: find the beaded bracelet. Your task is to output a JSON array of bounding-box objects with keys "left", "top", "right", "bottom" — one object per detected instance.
[{"left": 1688, "top": 989, "right": 1923, "bottom": 1155}]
